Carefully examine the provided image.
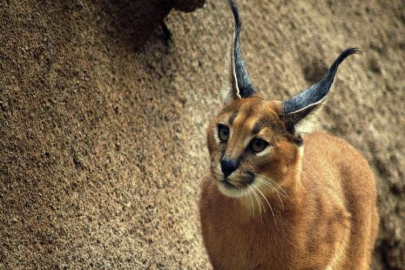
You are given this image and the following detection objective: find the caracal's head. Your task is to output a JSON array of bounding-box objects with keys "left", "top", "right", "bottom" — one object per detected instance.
[{"left": 207, "top": 0, "right": 358, "bottom": 198}]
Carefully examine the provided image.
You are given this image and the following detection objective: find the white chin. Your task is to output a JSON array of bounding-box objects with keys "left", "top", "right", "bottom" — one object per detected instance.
[{"left": 217, "top": 181, "right": 246, "bottom": 198}]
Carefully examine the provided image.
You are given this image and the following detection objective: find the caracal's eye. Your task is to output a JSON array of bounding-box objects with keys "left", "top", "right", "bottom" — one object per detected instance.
[
  {"left": 250, "top": 138, "right": 268, "bottom": 153},
  {"left": 217, "top": 125, "right": 230, "bottom": 142}
]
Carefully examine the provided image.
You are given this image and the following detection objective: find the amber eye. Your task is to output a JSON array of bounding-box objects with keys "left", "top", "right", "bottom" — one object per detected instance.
[
  {"left": 250, "top": 138, "right": 268, "bottom": 153},
  {"left": 218, "top": 125, "right": 230, "bottom": 142}
]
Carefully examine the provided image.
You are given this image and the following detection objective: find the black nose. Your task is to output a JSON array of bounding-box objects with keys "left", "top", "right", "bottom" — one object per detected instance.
[{"left": 221, "top": 158, "right": 238, "bottom": 178}]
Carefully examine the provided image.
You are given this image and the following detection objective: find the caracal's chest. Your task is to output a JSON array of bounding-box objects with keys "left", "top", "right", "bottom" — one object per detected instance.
[{"left": 202, "top": 206, "right": 301, "bottom": 270}]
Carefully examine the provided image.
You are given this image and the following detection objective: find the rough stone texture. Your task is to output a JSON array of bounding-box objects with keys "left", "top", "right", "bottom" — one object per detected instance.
[
  {"left": 174, "top": 0, "right": 205, "bottom": 12},
  {"left": 97, "top": 0, "right": 206, "bottom": 50},
  {"left": 0, "top": 0, "right": 404, "bottom": 269}
]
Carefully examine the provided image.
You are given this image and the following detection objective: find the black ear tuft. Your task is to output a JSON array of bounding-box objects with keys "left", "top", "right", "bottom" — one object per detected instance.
[
  {"left": 282, "top": 47, "right": 358, "bottom": 115},
  {"left": 281, "top": 48, "right": 358, "bottom": 131},
  {"left": 279, "top": 48, "right": 358, "bottom": 139},
  {"left": 228, "top": 0, "right": 256, "bottom": 98}
]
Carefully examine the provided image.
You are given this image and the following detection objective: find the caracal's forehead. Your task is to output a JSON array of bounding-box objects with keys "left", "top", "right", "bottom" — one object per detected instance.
[{"left": 218, "top": 98, "right": 282, "bottom": 133}]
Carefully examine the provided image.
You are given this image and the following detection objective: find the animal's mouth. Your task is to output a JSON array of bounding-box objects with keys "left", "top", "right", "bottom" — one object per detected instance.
[
  {"left": 216, "top": 175, "right": 255, "bottom": 198},
  {"left": 218, "top": 179, "right": 238, "bottom": 189},
  {"left": 218, "top": 174, "right": 255, "bottom": 190}
]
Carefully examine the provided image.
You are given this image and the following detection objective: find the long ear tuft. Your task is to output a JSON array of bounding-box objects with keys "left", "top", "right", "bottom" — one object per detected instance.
[
  {"left": 225, "top": 0, "right": 255, "bottom": 102},
  {"left": 280, "top": 47, "right": 358, "bottom": 134}
]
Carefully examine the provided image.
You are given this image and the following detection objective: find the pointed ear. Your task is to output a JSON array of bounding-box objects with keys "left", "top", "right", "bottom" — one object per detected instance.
[
  {"left": 280, "top": 48, "right": 359, "bottom": 135},
  {"left": 223, "top": 0, "right": 256, "bottom": 104}
]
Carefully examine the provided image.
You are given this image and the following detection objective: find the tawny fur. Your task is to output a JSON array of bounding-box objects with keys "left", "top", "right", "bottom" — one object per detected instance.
[{"left": 199, "top": 99, "right": 379, "bottom": 270}]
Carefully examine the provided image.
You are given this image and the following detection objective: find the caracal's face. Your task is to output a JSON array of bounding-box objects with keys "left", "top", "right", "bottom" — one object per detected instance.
[{"left": 207, "top": 96, "right": 300, "bottom": 198}]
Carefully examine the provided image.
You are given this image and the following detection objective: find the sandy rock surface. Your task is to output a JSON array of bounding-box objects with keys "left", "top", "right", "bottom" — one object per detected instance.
[{"left": 0, "top": 0, "right": 404, "bottom": 269}]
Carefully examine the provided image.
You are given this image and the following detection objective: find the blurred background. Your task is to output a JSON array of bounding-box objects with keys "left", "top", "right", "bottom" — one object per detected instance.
[{"left": 0, "top": 0, "right": 404, "bottom": 269}]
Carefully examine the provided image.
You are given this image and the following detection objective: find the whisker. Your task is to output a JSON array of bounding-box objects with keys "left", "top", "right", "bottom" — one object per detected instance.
[
  {"left": 253, "top": 185, "right": 276, "bottom": 225},
  {"left": 273, "top": 189, "right": 285, "bottom": 212},
  {"left": 243, "top": 186, "right": 255, "bottom": 216},
  {"left": 245, "top": 186, "right": 255, "bottom": 216},
  {"left": 258, "top": 176, "right": 289, "bottom": 198},
  {"left": 256, "top": 178, "right": 285, "bottom": 195},
  {"left": 257, "top": 180, "right": 288, "bottom": 203},
  {"left": 242, "top": 164, "right": 288, "bottom": 198},
  {"left": 251, "top": 186, "right": 263, "bottom": 216},
  {"left": 256, "top": 179, "right": 285, "bottom": 212}
]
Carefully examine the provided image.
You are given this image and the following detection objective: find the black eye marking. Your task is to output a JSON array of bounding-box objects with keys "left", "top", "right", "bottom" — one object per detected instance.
[
  {"left": 249, "top": 138, "right": 269, "bottom": 153},
  {"left": 229, "top": 111, "right": 238, "bottom": 125},
  {"left": 252, "top": 120, "right": 265, "bottom": 135},
  {"left": 252, "top": 117, "right": 280, "bottom": 135},
  {"left": 217, "top": 124, "right": 230, "bottom": 142}
]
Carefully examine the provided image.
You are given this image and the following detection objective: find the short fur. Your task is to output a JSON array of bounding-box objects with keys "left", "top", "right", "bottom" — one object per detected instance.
[{"left": 199, "top": 1, "right": 379, "bottom": 269}]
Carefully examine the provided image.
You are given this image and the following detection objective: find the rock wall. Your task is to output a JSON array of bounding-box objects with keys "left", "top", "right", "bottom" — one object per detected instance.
[{"left": 1, "top": 0, "right": 404, "bottom": 269}]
